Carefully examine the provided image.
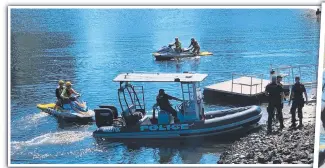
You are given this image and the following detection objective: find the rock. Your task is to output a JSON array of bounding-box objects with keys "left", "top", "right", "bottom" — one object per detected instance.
[
  {"left": 300, "top": 159, "right": 308, "bottom": 163},
  {"left": 217, "top": 120, "right": 314, "bottom": 165},
  {"left": 273, "top": 159, "right": 282, "bottom": 164},
  {"left": 283, "top": 149, "right": 291, "bottom": 155},
  {"left": 258, "top": 156, "right": 266, "bottom": 163}
]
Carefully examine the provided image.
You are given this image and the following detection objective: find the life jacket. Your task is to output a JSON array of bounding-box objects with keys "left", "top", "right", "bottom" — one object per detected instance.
[
  {"left": 175, "top": 41, "right": 182, "bottom": 48},
  {"left": 62, "top": 88, "right": 73, "bottom": 98},
  {"left": 193, "top": 41, "right": 199, "bottom": 48}
]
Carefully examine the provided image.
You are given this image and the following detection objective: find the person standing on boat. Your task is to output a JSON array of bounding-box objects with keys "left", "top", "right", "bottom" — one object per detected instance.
[
  {"left": 60, "top": 81, "right": 80, "bottom": 104},
  {"left": 265, "top": 76, "right": 285, "bottom": 134},
  {"left": 156, "top": 89, "right": 182, "bottom": 123},
  {"left": 289, "top": 76, "right": 308, "bottom": 128},
  {"left": 169, "top": 37, "right": 182, "bottom": 53},
  {"left": 188, "top": 38, "right": 200, "bottom": 55},
  {"left": 54, "top": 80, "right": 65, "bottom": 109}
]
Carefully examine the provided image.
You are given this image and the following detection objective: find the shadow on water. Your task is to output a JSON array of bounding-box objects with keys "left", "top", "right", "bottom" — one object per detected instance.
[
  {"left": 56, "top": 117, "right": 94, "bottom": 129},
  {"left": 94, "top": 137, "right": 224, "bottom": 164}
]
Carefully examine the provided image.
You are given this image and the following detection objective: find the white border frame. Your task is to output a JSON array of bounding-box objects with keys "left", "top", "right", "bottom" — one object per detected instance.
[
  {"left": 7, "top": 5, "right": 321, "bottom": 168},
  {"left": 313, "top": 3, "right": 325, "bottom": 168}
]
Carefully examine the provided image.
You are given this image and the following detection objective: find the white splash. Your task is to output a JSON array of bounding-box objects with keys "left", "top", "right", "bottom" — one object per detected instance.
[{"left": 11, "top": 131, "right": 92, "bottom": 150}]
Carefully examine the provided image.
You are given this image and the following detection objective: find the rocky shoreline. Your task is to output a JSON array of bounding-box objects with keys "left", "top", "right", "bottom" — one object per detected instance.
[{"left": 218, "top": 103, "right": 316, "bottom": 164}]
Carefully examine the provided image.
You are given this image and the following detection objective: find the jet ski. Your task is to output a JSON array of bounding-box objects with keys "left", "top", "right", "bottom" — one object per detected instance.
[
  {"left": 152, "top": 46, "right": 213, "bottom": 61},
  {"left": 37, "top": 95, "right": 95, "bottom": 121}
]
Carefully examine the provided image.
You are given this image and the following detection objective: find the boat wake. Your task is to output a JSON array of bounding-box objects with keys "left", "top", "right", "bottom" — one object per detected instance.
[{"left": 11, "top": 131, "right": 92, "bottom": 150}]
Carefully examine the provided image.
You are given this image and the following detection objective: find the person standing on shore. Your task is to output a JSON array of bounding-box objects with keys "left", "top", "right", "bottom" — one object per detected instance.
[
  {"left": 265, "top": 76, "right": 285, "bottom": 134},
  {"left": 289, "top": 76, "right": 308, "bottom": 128},
  {"left": 277, "top": 75, "right": 285, "bottom": 108},
  {"left": 316, "top": 8, "right": 321, "bottom": 15}
]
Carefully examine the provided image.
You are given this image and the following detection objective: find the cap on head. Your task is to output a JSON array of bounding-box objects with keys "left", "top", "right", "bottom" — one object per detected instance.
[
  {"left": 191, "top": 38, "right": 195, "bottom": 41},
  {"left": 276, "top": 75, "right": 283, "bottom": 79},
  {"left": 175, "top": 37, "right": 179, "bottom": 40},
  {"left": 159, "top": 89, "right": 165, "bottom": 94},
  {"left": 295, "top": 76, "right": 300, "bottom": 80},
  {"left": 270, "top": 69, "right": 275, "bottom": 75},
  {"left": 58, "top": 80, "right": 64, "bottom": 85},
  {"left": 66, "top": 81, "right": 72, "bottom": 87}
]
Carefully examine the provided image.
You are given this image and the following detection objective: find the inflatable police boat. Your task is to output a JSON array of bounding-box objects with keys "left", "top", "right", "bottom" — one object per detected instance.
[{"left": 93, "top": 72, "right": 262, "bottom": 139}]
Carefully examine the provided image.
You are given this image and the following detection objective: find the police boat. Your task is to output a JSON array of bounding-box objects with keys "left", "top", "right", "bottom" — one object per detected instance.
[{"left": 93, "top": 72, "right": 262, "bottom": 139}]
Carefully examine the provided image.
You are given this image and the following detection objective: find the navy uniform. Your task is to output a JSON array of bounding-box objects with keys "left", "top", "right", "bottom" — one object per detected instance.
[
  {"left": 265, "top": 78, "right": 284, "bottom": 133},
  {"left": 290, "top": 81, "right": 307, "bottom": 127},
  {"left": 156, "top": 89, "right": 181, "bottom": 123}
]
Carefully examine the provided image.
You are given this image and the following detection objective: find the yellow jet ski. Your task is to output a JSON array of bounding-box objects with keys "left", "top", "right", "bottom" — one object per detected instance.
[
  {"left": 153, "top": 46, "right": 213, "bottom": 61},
  {"left": 37, "top": 95, "right": 94, "bottom": 121}
]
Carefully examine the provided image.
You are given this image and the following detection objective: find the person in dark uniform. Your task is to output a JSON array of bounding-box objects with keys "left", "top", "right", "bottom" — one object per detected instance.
[
  {"left": 156, "top": 89, "right": 182, "bottom": 123},
  {"left": 265, "top": 76, "right": 285, "bottom": 134},
  {"left": 289, "top": 76, "right": 308, "bottom": 128},
  {"left": 54, "top": 80, "right": 65, "bottom": 109},
  {"left": 277, "top": 75, "right": 285, "bottom": 108},
  {"left": 273, "top": 75, "right": 285, "bottom": 122},
  {"left": 316, "top": 8, "right": 321, "bottom": 15}
]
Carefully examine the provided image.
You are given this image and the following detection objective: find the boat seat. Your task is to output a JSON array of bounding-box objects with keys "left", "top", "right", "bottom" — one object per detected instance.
[
  {"left": 139, "top": 116, "right": 151, "bottom": 125},
  {"left": 121, "top": 105, "right": 144, "bottom": 127},
  {"left": 158, "top": 110, "right": 171, "bottom": 124}
]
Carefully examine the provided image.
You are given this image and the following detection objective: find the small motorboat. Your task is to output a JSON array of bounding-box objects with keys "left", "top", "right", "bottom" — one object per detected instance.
[
  {"left": 37, "top": 95, "right": 95, "bottom": 121},
  {"left": 152, "top": 46, "right": 213, "bottom": 61},
  {"left": 93, "top": 72, "right": 262, "bottom": 139}
]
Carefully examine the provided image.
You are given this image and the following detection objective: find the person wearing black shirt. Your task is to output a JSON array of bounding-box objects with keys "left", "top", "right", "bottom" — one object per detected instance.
[
  {"left": 316, "top": 8, "right": 321, "bottom": 15},
  {"left": 54, "top": 80, "right": 65, "bottom": 109},
  {"left": 156, "top": 89, "right": 182, "bottom": 123},
  {"left": 289, "top": 76, "right": 308, "bottom": 128},
  {"left": 265, "top": 76, "right": 284, "bottom": 134}
]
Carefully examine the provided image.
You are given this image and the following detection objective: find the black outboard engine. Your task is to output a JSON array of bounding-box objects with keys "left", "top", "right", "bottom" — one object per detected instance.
[
  {"left": 94, "top": 108, "right": 114, "bottom": 128},
  {"left": 99, "top": 105, "right": 118, "bottom": 119}
]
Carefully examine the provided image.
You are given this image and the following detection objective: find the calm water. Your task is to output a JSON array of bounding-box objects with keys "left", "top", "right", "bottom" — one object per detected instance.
[{"left": 10, "top": 8, "right": 319, "bottom": 164}]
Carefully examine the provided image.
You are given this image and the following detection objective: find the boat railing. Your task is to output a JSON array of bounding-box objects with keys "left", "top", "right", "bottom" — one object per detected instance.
[
  {"left": 270, "top": 64, "right": 318, "bottom": 90},
  {"left": 231, "top": 73, "right": 264, "bottom": 95}
]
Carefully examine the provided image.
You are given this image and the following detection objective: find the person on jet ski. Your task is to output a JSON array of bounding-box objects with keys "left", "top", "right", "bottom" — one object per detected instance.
[
  {"left": 54, "top": 80, "right": 65, "bottom": 109},
  {"left": 155, "top": 89, "right": 182, "bottom": 123},
  {"left": 60, "top": 81, "right": 80, "bottom": 104},
  {"left": 188, "top": 38, "right": 200, "bottom": 55},
  {"left": 168, "top": 37, "right": 182, "bottom": 53}
]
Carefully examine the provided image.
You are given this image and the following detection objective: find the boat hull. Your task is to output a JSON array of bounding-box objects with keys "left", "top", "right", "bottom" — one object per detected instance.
[
  {"left": 153, "top": 51, "right": 213, "bottom": 61},
  {"left": 93, "top": 105, "right": 262, "bottom": 139}
]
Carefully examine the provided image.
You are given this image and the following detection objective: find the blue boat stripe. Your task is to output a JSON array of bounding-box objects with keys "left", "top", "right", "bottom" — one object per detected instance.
[{"left": 94, "top": 113, "right": 262, "bottom": 138}]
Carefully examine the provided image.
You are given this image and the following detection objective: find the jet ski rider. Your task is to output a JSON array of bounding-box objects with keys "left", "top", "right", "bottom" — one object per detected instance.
[
  {"left": 155, "top": 89, "right": 182, "bottom": 123},
  {"left": 169, "top": 37, "right": 182, "bottom": 53},
  {"left": 54, "top": 80, "right": 65, "bottom": 109},
  {"left": 60, "top": 81, "right": 80, "bottom": 104},
  {"left": 188, "top": 38, "right": 200, "bottom": 55}
]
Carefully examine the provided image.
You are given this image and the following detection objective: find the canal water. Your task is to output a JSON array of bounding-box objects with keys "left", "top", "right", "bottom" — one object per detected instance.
[{"left": 10, "top": 8, "right": 319, "bottom": 164}]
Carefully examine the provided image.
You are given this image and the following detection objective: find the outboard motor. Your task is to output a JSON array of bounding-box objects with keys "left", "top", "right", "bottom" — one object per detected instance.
[
  {"left": 94, "top": 108, "right": 114, "bottom": 128},
  {"left": 99, "top": 105, "right": 118, "bottom": 119}
]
